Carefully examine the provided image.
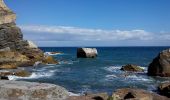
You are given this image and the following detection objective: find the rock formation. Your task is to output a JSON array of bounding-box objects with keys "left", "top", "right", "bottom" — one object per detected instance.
[
  {"left": 0, "top": 80, "right": 69, "bottom": 100},
  {"left": 112, "top": 88, "right": 169, "bottom": 100},
  {"left": 148, "top": 49, "right": 170, "bottom": 77},
  {"left": 121, "top": 64, "right": 144, "bottom": 72},
  {"left": 0, "top": 0, "right": 57, "bottom": 69},
  {"left": 0, "top": 0, "right": 16, "bottom": 24},
  {"left": 158, "top": 82, "right": 170, "bottom": 98},
  {"left": 77, "top": 48, "right": 98, "bottom": 58}
]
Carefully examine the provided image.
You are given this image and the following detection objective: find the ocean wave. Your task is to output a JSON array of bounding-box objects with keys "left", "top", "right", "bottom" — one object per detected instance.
[
  {"left": 8, "top": 70, "right": 56, "bottom": 80},
  {"left": 125, "top": 75, "right": 152, "bottom": 82},
  {"left": 68, "top": 92, "right": 81, "bottom": 96},
  {"left": 104, "top": 66, "right": 121, "bottom": 72}
]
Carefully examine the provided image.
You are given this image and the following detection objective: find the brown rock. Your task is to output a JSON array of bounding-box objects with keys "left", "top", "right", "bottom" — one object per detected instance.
[
  {"left": 158, "top": 82, "right": 170, "bottom": 98},
  {"left": 148, "top": 49, "right": 170, "bottom": 77},
  {"left": 0, "top": 70, "right": 31, "bottom": 77},
  {"left": 69, "top": 92, "right": 109, "bottom": 100},
  {"left": 0, "top": 63, "right": 17, "bottom": 69},
  {"left": 43, "top": 56, "right": 58, "bottom": 64},
  {"left": 112, "top": 88, "right": 169, "bottom": 100},
  {"left": 121, "top": 64, "right": 144, "bottom": 72}
]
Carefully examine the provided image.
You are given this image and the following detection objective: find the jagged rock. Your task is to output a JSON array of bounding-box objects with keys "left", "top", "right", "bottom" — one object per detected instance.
[
  {"left": 77, "top": 48, "right": 98, "bottom": 58},
  {"left": 0, "top": 51, "right": 30, "bottom": 69},
  {"left": 112, "top": 88, "right": 169, "bottom": 100},
  {"left": 43, "top": 55, "right": 58, "bottom": 64},
  {"left": 121, "top": 64, "right": 144, "bottom": 72},
  {"left": 148, "top": 49, "right": 170, "bottom": 77},
  {"left": 158, "top": 82, "right": 170, "bottom": 98},
  {"left": 0, "top": 0, "right": 16, "bottom": 24},
  {"left": 68, "top": 92, "right": 108, "bottom": 100},
  {"left": 0, "top": 80, "right": 69, "bottom": 100}
]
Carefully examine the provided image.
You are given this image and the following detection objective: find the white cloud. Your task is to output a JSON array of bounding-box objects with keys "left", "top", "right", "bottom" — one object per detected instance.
[{"left": 19, "top": 25, "right": 155, "bottom": 41}]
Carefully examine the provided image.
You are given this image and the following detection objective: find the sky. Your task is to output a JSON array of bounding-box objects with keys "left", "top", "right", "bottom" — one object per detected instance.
[{"left": 5, "top": 0, "right": 170, "bottom": 47}]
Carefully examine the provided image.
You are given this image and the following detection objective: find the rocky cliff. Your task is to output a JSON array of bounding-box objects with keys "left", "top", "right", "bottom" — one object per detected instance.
[{"left": 0, "top": 0, "right": 57, "bottom": 69}]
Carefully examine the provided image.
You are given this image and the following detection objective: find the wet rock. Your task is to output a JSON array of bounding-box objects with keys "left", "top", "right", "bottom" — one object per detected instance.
[
  {"left": 112, "top": 88, "right": 169, "bottom": 100},
  {"left": 0, "top": 70, "right": 31, "bottom": 77},
  {"left": 0, "top": 76, "right": 9, "bottom": 80},
  {"left": 148, "top": 49, "right": 170, "bottom": 77},
  {"left": 158, "top": 82, "right": 170, "bottom": 98},
  {"left": 77, "top": 48, "right": 98, "bottom": 58},
  {"left": 0, "top": 80, "right": 69, "bottom": 100},
  {"left": 69, "top": 92, "right": 108, "bottom": 100},
  {"left": 42, "top": 55, "right": 58, "bottom": 64},
  {"left": 121, "top": 64, "right": 144, "bottom": 72}
]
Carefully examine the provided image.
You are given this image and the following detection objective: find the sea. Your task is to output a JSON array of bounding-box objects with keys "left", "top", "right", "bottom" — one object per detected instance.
[{"left": 9, "top": 47, "right": 170, "bottom": 95}]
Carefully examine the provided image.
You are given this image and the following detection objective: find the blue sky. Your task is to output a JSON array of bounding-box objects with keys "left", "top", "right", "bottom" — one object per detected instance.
[{"left": 5, "top": 0, "right": 170, "bottom": 47}]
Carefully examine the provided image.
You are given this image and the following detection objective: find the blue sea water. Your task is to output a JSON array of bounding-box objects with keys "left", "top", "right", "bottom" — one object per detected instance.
[{"left": 13, "top": 47, "right": 170, "bottom": 95}]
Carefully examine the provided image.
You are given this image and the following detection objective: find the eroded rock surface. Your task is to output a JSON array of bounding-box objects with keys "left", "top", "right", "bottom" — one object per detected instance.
[
  {"left": 148, "top": 49, "right": 170, "bottom": 77},
  {"left": 121, "top": 64, "right": 144, "bottom": 72},
  {"left": 0, "top": 80, "right": 69, "bottom": 100}
]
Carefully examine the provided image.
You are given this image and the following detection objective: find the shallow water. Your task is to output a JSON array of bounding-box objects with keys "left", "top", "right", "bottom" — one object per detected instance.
[{"left": 10, "top": 47, "right": 170, "bottom": 94}]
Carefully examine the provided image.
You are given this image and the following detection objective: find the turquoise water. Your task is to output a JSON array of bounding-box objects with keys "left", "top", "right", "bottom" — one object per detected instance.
[{"left": 15, "top": 47, "right": 170, "bottom": 94}]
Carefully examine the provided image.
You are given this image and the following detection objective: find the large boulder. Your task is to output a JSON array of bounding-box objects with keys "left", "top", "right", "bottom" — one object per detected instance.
[
  {"left": 121, "top": 64, "right": 144, "bottom": 72},
  {"left": 148, "top": 49, "right": 170, "bottom": 77},
  {"left": 158, "top": 82, "right": 170, "bottom": 98},
  {"left": 0, "top": 80, "right": 69, "bottom": 100},
  {"left": 112, "top": 88, "right": 169, "bottom": 100},
  {"left": 77, "top": 48, "right": 98, "bottom": 58}
]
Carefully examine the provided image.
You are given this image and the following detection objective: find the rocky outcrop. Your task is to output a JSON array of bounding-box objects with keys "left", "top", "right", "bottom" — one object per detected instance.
[
  {"left": 0, "top": 0, "right": 16, "bottom": 24},
  {"left": 0, "top": 0, "right": 57, "bottom": 69},
  {"left": 0, "top": 80, "right": 69, "bottom": 100},
  {"left": 69, "top": 93, "right": 108, "bottom": 100},
  {"left": 148, "top": 49, "right": 170, "bottom": 77},
  {"left": 77, "top": 48, "right": 98, "bottom": 58},
  {"left": 112, "top": 88, "right": 169, "bottom": 100},
  {"left": 158, "top": 82, "right": 170, "bottom": 98},
  {"left": 121, "top": 64, "right": 144, "bottom": 72}
]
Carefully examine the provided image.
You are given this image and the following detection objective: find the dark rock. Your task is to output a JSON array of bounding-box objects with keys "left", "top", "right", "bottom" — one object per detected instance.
[
  {"left": 68, "top": 93, "right": 108, "bottom": 100},
  {"left": 77, "top": 48, "right": 98, "bottom": 58},
  {"left": 121, "top": 64, "right": 144, "bottom": 72},
  {"left": 148, "top": 49, "right": 170, "bottom": 77},
  {"left": 112, "top": 88, "right": 169, "bottom": 100},
  {"left": 0, "top": 76, "right": 9, "bottom": 80},
  {"left": 158, "top": 82, "right": 170, "bottom": 98}
]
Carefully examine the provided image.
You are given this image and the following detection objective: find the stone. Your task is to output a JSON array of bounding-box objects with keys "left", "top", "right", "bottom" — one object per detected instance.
[
  {"left": 42, "top": 55, "right": 58, "bottom": 64},
  {"left": 112, "top": 88, "right": 169, "bottom": 100},
  {"left": 148, "top": 49, "right": 170, "bottom": 77},
  {"left": 121, "top": 64, "right": 144, "bottom": 72},
  {"left": 0, "top": 0, "right": 16, "bottom": 24},
  {"left": 68, "top": 92, "right": 109, "bottom": 100},
  {"left": 158, "top": 82, "right": 170, "bottom": 98},
  {"left": 0, "top": 80, "right": 69, "bottom": 100},
  {"left": 77, "top": 48, "right": 98, "bottom": 58}
]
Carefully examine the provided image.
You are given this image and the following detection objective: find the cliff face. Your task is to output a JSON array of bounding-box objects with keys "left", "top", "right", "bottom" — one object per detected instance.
[
  {"left": 0, "top": 0, "right": 57, "bottom": 68},
  {"left": 0, "top": 0, "right": 16, "bottom": 24}
]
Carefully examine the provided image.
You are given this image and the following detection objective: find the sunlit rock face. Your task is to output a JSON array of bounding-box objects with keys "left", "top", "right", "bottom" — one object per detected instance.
[
  {"left": 0, "top": 0, "right": 16, "bottom": 24},
  {"left": 0, "top": 0, "right": 57, "bottom": 68}
]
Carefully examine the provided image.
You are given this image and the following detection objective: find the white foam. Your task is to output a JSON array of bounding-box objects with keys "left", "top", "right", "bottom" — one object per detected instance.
[
  {"left": 8, "top": 71, "right": 55, "bottom": 81},
  {"left": 125, "top": 75, "right": 151, "bottom": 82},
  {"left": 68, "top": 92, "right": 81, "bottom": 96},
  {"left": 104, "top": 66, "right": 121, "bottom": 72}
]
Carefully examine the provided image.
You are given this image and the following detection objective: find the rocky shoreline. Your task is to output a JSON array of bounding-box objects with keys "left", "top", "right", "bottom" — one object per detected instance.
[{"left": 0, "top": 0, "right": 170, "bottom": 100}]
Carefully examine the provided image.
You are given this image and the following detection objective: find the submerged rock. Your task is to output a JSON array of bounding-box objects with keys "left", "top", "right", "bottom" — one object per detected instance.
[
  {"left": 121, "top": 64, "right": 144, "bottom": 72},
  {"left": 77, "top": 48, "right": 98, "bottom": 58},
  {"left": 158, "top": 82, "right": 170, "bottom": 98},
  {"left": 0, "top": 80, "right": 69, "bottom": 100},
  {"left": 42, "top": 55, "right": 58, "bottom": 64},
  {"left": 112, "top": 88, "right": 169, "bottom": 100},
  {"left": 148, "top": 49, "right": 170, "bottom": 77}
]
